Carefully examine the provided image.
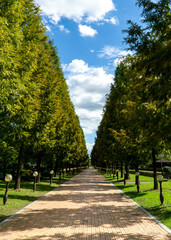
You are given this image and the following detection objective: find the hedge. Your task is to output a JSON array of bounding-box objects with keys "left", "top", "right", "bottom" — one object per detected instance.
[
  {"left": 129, "top": 170, "right": 162, "bottom": 178},
  {"left": 163, "top": 166, "right": 171, "bottom": 180}
]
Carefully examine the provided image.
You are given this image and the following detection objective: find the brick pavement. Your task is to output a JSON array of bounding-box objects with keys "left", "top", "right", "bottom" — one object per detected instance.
[{"left": 0, "top": 167, "right": 170, "bottom": 240}]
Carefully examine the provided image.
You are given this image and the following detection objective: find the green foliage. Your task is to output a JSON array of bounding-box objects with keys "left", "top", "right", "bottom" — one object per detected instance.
[
  {"left": 0, "top": 0, "right": 89, "bottom": 186},
  {"left": 91, "top": 1, "right": 170, "bottom": 190}
]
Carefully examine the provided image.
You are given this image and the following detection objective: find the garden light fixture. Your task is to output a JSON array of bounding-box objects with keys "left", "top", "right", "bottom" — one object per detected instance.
[
  {"left": 157, "top": 175, "right": 164, "bottom": 205},
  {"left": 135, "top": 172, "right": 140, "bottom": 193},
  {"left": 50, "top": 170, "right": 54, "bottom": 185},
  {"left": 3, "top": 174, "right": 12, "bottom": 205},
  {"left": 33, "top": 171, "right": 38, "bottom": 192}
]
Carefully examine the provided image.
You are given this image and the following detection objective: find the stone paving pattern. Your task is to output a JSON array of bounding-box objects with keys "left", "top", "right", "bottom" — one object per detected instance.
[{"left": 0, "top": 167, "right": 170, "bottom": 240}]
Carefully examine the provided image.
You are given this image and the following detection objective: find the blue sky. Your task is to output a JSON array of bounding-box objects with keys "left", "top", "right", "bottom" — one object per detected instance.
[{"left": 34, "top": 0, "right": 143, "bottom": 154}]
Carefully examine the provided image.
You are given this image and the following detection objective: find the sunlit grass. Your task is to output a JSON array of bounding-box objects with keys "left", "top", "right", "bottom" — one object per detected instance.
[{"left": 104, "top": 171, "right": 167, "bottom": 183}]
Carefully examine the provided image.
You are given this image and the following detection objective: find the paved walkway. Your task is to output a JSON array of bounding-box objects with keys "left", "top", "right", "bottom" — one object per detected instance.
[{"left": 0, "top": 168, "right": 170, "bottom": 240}]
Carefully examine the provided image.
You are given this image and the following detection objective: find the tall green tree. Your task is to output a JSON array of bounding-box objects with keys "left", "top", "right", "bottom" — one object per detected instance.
[
  {"left": 123, "top": 0, "right": 171, "bottom": 188},
  {"left": 0, "top": 0, "right": 88, "bottom": 187}
]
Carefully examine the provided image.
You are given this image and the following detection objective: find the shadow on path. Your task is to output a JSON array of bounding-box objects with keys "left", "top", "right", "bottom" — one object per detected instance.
[{"left": 0, "top": 168, "right": 170, "bottom": 240}]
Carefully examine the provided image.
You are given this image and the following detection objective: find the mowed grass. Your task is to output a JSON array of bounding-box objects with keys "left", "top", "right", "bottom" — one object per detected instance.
[
  {"left": 0, "top": 173, "right": 78, "bottom": 223},
  {"left": 102, "top": 171, "right": 171, "bottom": 230}
]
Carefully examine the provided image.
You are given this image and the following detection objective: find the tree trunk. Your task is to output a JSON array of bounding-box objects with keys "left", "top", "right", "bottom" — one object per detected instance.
[
  {"left": 120, "top": 163, "right": 123, "bottom": 178},
  {"left": 135, "top": 164, "right": 138, "bottom": 172},
  {"left": 50, "top": 158, "right": 53, "bottom": 171},
  {"left": 3, "top": 156, "right": 7, "bottom": 179},
  {"left": 37, "top": 154, "right": 41, "bottom": 184},
  {"left": 66, "top": 167, "right": 68, "bottom": 176},
  {"left": 135, "top": 164, "right": 139, "bottom": 185},
  {"left": 114, "top": 164, "right": 116, "bottom": 175},
  {"left": 14, "top": 143, "right": 24, "bottom": 190},
  {"left": 152, "top": 147, "right": 158, "bottom": 190},
  {"left": 125, "top": 162, "right": 130, "bottom": 179},
  {"left": 59, "top": 169, "right": 61, "bottom": 180},
  {"left": 54, "top": 158, "right": 58, "bottom": 177}
]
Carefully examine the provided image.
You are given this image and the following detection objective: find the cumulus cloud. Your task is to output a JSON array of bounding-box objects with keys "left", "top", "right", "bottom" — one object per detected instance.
[
  {"left": 78, "top": 24, "right": 97, "bottom": 37},
  {"left": 98, "top": 45, "right": 132, "bottom": 59},
  {"left": 63, "top": 59, "right": 113, "bottom": 135},
  {"left": 67, "top": 59, "right": 89, "bottom": 73},
  {"left": 35, "top": 0, "right": 117, "bottom": 37},
  {"left": 35, "top": 0, "right": 116, "bottom": 24}
]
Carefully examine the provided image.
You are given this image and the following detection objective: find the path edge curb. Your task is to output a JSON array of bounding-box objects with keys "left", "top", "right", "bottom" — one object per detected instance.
[
  {"left": 0, "top": 178, "right": 71, "bottom": 227},
  {"left": 95, "top": 169, "right": 171, "bottom": 235},
  {"left": 0, "top": 169, "right": 86, "bottom": 227},
  {"left": 109, "top": 179, "right": 171, "bottom": 235}
]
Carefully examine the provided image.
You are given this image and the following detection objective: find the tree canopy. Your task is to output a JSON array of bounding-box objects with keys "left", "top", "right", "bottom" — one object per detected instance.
[
  {"left": 0, "top": 0, "right": 89, "bottom": 189},
  {"left": 91, "top": 0, "right": 171, "bottom": 189}
]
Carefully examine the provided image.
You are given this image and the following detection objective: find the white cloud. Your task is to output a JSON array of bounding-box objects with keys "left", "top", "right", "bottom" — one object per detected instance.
[
  {"left": 64, "top": 59, "right": 113, "bottom": 135},
  {"left": 78, "top": 24, "right": 97, "bottom": 37},
  {"left": 67, "top": 59, "right": 89, "bottom": 73},
  {"left": 114, "top": 58, "right": 123, "bottom": 67},
  {"left": 86, "top": 143, "right": 94, "bottom": 153},
  {"left": 58, "top": 25, "right": 70, "bottom": 34},
  {"left": 35, "top": 0, "right": 116, "bottom": 24},
  {"left": 98, "top": 45, "right": 132, "bottom": 59},
  {"left": 97, "top": 45, "right": 133, "bottom": 68},
  {"left": 105, "top": 16, "right": 119, "bottom": 25}
]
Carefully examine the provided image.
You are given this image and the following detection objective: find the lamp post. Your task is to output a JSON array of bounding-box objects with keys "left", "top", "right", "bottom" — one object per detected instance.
[
  {"left": 116, "top": 169, "right": 119, "bottom": 181},
  {"left": 157, "top": 175, "right": 164, "bottom": 205},
  {"left": 33, "top": 171, "right": 38, "bottom": 192},
  {"left": 50, "top": 170, "right": 54, "bottom": 185},
  {"left": 135, "top": 172, "right": 140, "bottom": 193},
  {"left": 3, "top": 174, "right": 12, "bottom": 205}
]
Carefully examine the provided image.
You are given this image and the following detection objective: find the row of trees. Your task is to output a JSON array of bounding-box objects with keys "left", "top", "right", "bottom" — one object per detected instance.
[
  {"left": 91, "top": 0, "right": 171, "bottom": 189},
  {"left": 0, "top": 0, "right": 89, "bottom": 189}
]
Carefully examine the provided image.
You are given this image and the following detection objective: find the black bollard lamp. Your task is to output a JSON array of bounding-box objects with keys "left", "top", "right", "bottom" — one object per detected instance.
[{"left": 3, "top": 174, "right": 12, "bottom": 205}]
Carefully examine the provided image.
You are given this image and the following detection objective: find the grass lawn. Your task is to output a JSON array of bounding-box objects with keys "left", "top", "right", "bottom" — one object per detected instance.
[
  {"left": 101, "top": 171, "right": 171, "bottom": 230},
  {"left": 0, "top": 173, "right": 78, "bottom": 223}
]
